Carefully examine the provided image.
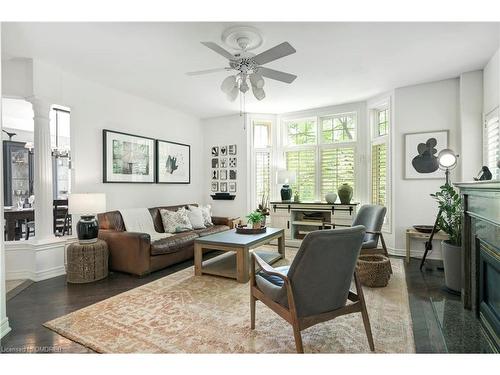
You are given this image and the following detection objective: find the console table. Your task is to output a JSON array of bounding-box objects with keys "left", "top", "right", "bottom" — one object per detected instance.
[
  {"left": 455, "top": 181, "right": 499, "bottom": 353},
  {"left": 269, "top": 201, "right": 359, "bottom": 247}
]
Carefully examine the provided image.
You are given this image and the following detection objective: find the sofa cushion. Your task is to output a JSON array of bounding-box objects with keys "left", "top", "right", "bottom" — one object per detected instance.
[
  {"left": 160, "top": 208, "right": 193, "bottom": 233},
  {"left": 150, "top": 231, "right": 199, "bottom": 255},
  {"left": 194, "top": 225, "right": 230, "bottom": 237}
]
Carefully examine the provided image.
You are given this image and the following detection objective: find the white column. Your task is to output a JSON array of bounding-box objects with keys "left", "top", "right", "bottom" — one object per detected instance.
[
  {"left": 1, "top": 23, "right": 12, "bottom": 338},
  {"left": 29, "top": 97, "right": 54, "bottom": 241}
]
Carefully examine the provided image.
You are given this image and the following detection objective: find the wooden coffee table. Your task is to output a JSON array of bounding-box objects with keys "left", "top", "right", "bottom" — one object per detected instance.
[{"left": 194, "top": 227, "right": 285, "bottom": 283}]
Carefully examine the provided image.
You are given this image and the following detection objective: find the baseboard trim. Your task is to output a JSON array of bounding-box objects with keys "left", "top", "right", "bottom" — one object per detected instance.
[
  {"left": 0, "top": 317, "right": 11, "bottom": 339},
  {"left": 6, "top": 265, "right": 66, "bottom": 282},
  {"left": 388, "top": 246, "right": 442, "bottom": 261}
]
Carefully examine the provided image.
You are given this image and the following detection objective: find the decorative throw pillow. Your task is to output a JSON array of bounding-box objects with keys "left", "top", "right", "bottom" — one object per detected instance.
[
  {"left": 187, "top": 205, "right": 206, "bottom": 229},
  {"left": 199, "top": 204, "right": 214, "bottom": 227},
  {"left": 160, "top": 208, "right": 193, "bottom": 233}
]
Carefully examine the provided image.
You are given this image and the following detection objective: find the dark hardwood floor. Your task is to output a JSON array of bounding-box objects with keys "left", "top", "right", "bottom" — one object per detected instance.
[{"left": 0, "top": 254, "right": 490, "bottom": 353}]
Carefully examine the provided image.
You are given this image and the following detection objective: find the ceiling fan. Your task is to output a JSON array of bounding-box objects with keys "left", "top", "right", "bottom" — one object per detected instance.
[{"left": 186, "top": 26, "right": 297, "bottom": 102}]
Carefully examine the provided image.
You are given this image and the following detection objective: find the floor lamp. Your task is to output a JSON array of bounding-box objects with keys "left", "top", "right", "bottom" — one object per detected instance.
[{"left": 419, "top": 149, "right": 459, "bottom": 270}]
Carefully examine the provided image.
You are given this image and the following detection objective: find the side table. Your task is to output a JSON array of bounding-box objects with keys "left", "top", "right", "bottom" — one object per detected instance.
[
  {"left": 66, "top": 239, "right": 109, "bottom": 283},
  {"left": 405, "top": 228, "right": 449, "bottom": 264}
]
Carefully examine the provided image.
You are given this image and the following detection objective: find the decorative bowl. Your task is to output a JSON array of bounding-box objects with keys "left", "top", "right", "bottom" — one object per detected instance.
[{"left": 413, "top": 225, "right": 439, "bottom": 234}]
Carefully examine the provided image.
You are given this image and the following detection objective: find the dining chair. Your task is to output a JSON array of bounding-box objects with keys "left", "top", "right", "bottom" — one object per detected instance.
[{"left": 250, "top": 225, "right": 374, "bottom": 353}]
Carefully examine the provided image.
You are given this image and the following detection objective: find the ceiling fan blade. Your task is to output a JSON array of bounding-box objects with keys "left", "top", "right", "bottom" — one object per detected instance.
[
  {"left": 186, "top": 67, "right": 232, "bottom": 76},
  {"left": 201, "top": 42, "right": 235, "bottom": 60},
  {"left": 258, "top": 67, "right": 297, "bottom": 84},
  {"left": 253, "top": 42, "right": 296, "bottom": 66}
]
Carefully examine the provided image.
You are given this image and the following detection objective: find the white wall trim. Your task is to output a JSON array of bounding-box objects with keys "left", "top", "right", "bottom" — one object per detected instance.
[
  {"left": 5, "top": 237, "right": 72, "bottom": 282},
  {"left": 387, "top": 246, "right": 443, "bottom": 261},
  {"left": 0, "top": 317, "right": 11, "bottom": 339}
]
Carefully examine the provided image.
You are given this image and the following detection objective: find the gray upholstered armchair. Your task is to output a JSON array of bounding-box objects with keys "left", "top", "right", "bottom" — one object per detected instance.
[
  {"left": 250, "top": 226, "right": 374, "bottom": 353},
  {"left": 352, "top": 204, "right": 388, "bottom": 256}
]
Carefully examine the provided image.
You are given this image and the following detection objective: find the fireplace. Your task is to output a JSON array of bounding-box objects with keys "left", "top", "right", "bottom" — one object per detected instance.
[
  {"left": 455, "top": 181, "right": 500, "bottom": 353},
  {"left": 478, "top": 240, "right": 500, "bottom": 351}
]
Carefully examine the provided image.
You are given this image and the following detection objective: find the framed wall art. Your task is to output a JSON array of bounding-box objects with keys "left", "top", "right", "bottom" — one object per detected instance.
[
  {"left": 103, "top": 129, "right": 155, "bottom": 183},
  {"left": 156, "top": 140, "right": 191, "bottom": 184},
  {"left": 404, "top": 130, "right": 448, "bottom": 179}
]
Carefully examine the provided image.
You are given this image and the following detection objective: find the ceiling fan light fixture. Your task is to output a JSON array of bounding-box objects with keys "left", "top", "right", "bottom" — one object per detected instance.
[
  {"left": 227, "top": 85, "right": 239, "bottom": 102},
  {"left": 250, "top": 73, "right": 265, "bottom": 89},
  {"left": 239, "top": 80, "right": 249, "bottom": 93},
  {"left": 220, "top": 75, "right": 237, "bottom": 94},
  {"left": 252, "top": 86, "right": 266, "bottom": 101}
]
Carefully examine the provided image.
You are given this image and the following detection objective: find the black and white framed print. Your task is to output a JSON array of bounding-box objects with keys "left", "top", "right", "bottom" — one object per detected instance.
[
  {"left": 220, "top": 182, "right": 228, "bottom": 192},
  {"left": 404, "top": 130, "right": 448, "bottom": 179},
  {"left": 103, "top": 129, "right": 155, "bottom": 183},
  {"left": 228, "top": 144, "right": 237, "bottom": 155},
  {"left": 211, "top": 146, "right": 219, "bottom": 156},
  {"left": 229, "top": 170, "right": 237, "bottom": 180},
  {"left": 229, "top": 157, "right": 237, "bottom": 168},
  {"left": 220, "top": 169, "right": 227, "bottom": 180},
  {"left": 211, "top": 158, "right": 219, "bottom": 168},
  {"left": 220, "top": 157, "right": 227, "bottom": 168},
  {"left": 211, "top": 182, "right": 218, "bottom": 192},
  {"left": 229, "top": 182, "right": 236, "bottom": 192},
  {"left": 220, "top": 145, "right": 228, "bottom": 156},
  {"left": 156, "top": 140, "right": 190, "bottom": 184},
  {"left": 212, "top": 170, "right": 218, "bottom": 180}
]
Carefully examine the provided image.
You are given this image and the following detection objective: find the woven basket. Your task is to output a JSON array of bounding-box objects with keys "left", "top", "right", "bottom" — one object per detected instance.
[{"left": 356, "top": 254, "right": 391, "bottom": 288}]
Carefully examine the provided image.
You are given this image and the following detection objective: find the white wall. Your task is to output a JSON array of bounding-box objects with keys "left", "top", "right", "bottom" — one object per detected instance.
[
  {"left": 0, "top": 23, "right": 13, "bottom": 339},
  {"left": 202, "top": 114, "right": 250, "bottom": 219},
  {"left": 459, "top": 71, "right": 483, "bottom": 180},
  {"left": 33, "top": 60, "right": 205, "bottom": 210},
  {"left": 393, "top": 78, "right": 460, "bottom": 258},
  {"left": 483, "top": 48, "right": 499, "bottom": 115}
]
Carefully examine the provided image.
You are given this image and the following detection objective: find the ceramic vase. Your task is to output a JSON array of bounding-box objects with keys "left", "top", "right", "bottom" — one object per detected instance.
[
  {"left": 337, "top": 183, "right": 353, "bottom": 204},
  {"left": 325, "top": 192, "right": 337, "bottom": 204}
]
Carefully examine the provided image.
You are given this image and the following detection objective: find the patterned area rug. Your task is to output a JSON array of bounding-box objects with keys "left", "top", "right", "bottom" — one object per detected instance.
[{"left": 44, "top": 247, "right": 415, "bottom": 353}]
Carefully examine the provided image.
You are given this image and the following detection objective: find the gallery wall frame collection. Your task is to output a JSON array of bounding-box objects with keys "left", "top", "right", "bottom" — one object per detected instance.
[
  {"left": 211, "top": 144, "right": 237, "bottom": 195},
  {"left": 102, "top": 129, "right": 190, "bottom": 184}
]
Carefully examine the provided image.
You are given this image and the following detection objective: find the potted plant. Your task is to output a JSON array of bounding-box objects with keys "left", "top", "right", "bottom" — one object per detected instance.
[
  {"left": 246, "top": 211, "right": 264, "bottom": 229},
  {"left": 256, "top": 193, "right": 270, "bottom": 226},
  {"left": 430, "top": 184, "right": 463, "bottom": 293}
]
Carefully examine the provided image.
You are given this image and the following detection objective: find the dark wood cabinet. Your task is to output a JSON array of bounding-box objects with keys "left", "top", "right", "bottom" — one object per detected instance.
[{"left": 3, "top": 141, "right": 34, "bottom": 206}]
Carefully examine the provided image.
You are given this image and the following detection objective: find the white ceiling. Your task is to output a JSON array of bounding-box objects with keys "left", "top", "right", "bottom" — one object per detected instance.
[{"left": 2, "top": 22, "right": 499, "bottom": 119}]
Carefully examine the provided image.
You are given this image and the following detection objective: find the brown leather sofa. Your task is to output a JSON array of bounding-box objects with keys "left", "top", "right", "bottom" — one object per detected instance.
[{"left": 97, "top": 203, "right": 234, "bottom": 276}]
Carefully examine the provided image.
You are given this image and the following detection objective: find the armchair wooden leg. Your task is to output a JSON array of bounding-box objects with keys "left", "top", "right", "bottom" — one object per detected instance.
[
  {"left": 292, "top": 322, "right": 304, "bottom": 353},
  {"left": 250, "top": 293, "right": 256, "bottom": 329},
  {"left": 355, "top": 272, "right": 375, "bottom": 352},
  {"left": 380, "top": 233, "right": 392, "bottom": 274}
]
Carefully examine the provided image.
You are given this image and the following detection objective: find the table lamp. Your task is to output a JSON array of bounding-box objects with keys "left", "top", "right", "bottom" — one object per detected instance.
[
  {"left": 276, "top": 170, "right": 297, "bottom": 201},
  {"left": 69, "top": 193, "right": 106, "bottom": 244}
]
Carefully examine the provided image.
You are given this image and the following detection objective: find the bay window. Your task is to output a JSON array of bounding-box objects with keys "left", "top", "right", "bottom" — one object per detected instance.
[
  {"left": 283, "top": 113, "right": 357, "bottom": 202},
  {"left": 370, "top": 105, "right": 391, "bottom": 229}
]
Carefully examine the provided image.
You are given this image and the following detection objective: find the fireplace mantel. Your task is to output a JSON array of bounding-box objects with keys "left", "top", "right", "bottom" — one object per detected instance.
[{"left": 455, "top": 181, "right": 500, "bottom": 352}]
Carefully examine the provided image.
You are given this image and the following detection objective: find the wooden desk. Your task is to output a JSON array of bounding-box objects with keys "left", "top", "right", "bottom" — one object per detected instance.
[
  {"left": 4, "top": 207, "right": 35, "bottom": 241},
  {"left": 405, "top": 228, "right": 448, "bottom": 264}
]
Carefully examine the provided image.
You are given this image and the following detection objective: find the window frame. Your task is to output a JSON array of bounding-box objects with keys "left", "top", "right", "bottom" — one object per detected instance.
[
  {"left": 369, "top": 101, "right": 392, "bottom": 232},
  {"left": 249, "top": 117, "right": 275, "bottom": 212},
  {"left": 281, "top": 111, "right": 358, "bottom": 202},
  {"left": 483, "top": 107, "right": 500, "bottom": 180}
]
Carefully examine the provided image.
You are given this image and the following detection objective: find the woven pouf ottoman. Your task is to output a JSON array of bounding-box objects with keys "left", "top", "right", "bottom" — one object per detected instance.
[
  {"left": 66, "top": 239, "right": 109, "bottom": 283},
  {"left": 356, "top": 254, "right": 391, "bottom": 287}
]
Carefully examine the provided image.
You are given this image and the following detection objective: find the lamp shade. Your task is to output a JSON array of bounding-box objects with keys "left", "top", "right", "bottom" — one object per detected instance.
[
  {"left": 69, "top": 193, "right": 106, "bottom": 215},
  {"left": 438, "top": 148, "right": 458, "bottom": 169},
  {"left": 276, "top": 170, "right": 297, "bottom": 185},
  {"left": 221, "top": 75, "right": 237, "bottom": 94}
]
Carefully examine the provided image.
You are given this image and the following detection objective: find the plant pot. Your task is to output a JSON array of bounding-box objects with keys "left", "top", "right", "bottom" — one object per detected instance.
[
  {"left": 442, "top": 240, "right": 462, "bottom": 293},
  {"left": 337, "top": 183, "right": 353, "bottom": 204},
  {"left": 252, "top": 222, "right": 261, "bottom": 229}
]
